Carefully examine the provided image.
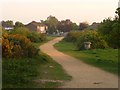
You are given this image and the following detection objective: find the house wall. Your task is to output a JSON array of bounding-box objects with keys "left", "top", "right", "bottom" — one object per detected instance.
[{"left": 37, "top": 26, "right": 47, "bottom": 33}]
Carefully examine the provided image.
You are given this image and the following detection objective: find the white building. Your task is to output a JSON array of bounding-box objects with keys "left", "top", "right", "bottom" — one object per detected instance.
[{"left": 118, "top": 0, "right": 120, "bottom": 8}]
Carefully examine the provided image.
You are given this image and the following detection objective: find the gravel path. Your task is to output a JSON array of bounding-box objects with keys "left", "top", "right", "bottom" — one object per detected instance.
[{"left": 40, "top": 37, "right": 118, "bottom": 88}]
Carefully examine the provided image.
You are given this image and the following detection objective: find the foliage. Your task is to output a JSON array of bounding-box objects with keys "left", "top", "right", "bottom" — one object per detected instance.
[
  {"left": 76, "top": 30, "right": 108, "bottom": 50},
  {"left": 11, "top": 27, "right": 46, "bottom": 43},
  {"left": 115, "top": 8, "right": 120, "bottom": 21},
  {"left": 64, "top": 30, "right": 108, "bottom": 50},
  {"left": 79, "top": 22, "right": 89, "bottom": 30},
  {"left": 2, "top": 54, "right": 50, "bottom": 88},
  {"left": 45, "top": 15, "right": 59, "bottom": 34},
  {"left": 1, "top": 20, "right": 13, "bottom": 27},
  {"left": 71, "top": 23, "right": 79, "bottom": 30},
  {"left": 98, "top": 8, "right": 120, "bottom": 48},
  {"left": 64, "top": 31, "right": 81, "bottom": 42},
  {"left": 57, "top": 19, "right": 73, "bottom": 32},
  {"left": 2, "top": 32, "right": 39, "bottom": 58},
  {"left": 3, "top": 53, "right": 72, "bottom": 88},
  {"left": 15, "top": 21, "right": 24, "bottom": 28},
  {"left": 11, "top": 27, "right": 30, "bottom": 36},
  {"left": 98, "top": 18, "right": 120, "bottom": 48},
  {"left": 27, "top": 31, "right": 46, "bottom": 43}
]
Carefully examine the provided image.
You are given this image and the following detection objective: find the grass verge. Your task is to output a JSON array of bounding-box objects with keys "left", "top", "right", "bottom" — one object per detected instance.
[{"left": 54, "top": 40, "right": 118, "bottom": 75}]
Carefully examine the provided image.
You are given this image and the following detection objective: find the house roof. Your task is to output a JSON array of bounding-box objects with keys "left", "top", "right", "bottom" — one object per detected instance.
[{"left": 26, "top": 21, "right": 47, "bottom": 27}]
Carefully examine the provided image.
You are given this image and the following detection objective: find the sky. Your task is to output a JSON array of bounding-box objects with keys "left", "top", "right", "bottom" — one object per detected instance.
[{"left": 0, "top": 0, "right": 119, "bottom": 25}]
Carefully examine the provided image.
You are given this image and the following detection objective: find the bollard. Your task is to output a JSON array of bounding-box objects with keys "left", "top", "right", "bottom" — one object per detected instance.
[{"left": 84, "top": 42, "right": 91, "bottom": 50}]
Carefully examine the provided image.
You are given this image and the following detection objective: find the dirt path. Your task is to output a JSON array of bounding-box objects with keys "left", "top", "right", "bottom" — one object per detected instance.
[{"left": 40, "top": 37, "right": 118, "bottom": 88}]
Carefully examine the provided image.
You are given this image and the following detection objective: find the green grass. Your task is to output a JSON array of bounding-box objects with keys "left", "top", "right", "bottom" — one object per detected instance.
[
  {"left": 3, "top": 53, "right": 71, "bottom": 88},
  {"left": 3, "top": 37, "right": 71, "bottom": 88},
  {"left": 54, "top": 40, "right": 118, "bottom": 75},
  {"left": 2, "top": 55, "right": 43, "bottom": 88}
]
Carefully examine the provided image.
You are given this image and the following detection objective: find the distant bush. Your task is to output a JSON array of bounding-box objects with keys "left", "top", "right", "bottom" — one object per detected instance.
[
  {"left": 11, "top": 27, "right": 30, "bottom": 36},
  {"left": 2, "top": 32, "right": 39, "bottom": 58},
  {"left": 76, "top": 30, "right": 108, "bottom": 50},
  {"left": 27, "top": 31, "right": 46, "bottom": 43},
  {"left": 64, "top": 30, "right": 108, "bottom": 50},
  {"left": 64, "top": 31, "right": 81, "bottom": 42},
  {"left": 11, "top": 27, "right": 46, "bottom": 43}
]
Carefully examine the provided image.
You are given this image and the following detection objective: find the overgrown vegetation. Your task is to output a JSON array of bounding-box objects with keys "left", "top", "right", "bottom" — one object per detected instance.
[
  {"left": 98, "top": 18, "right": 119, "bottom": 48},
  {"left": 98, "top": 8, "right": 120, "bottom": 48},
  {"left": 2, "top": 32, "right": 39, "bottom": 58},
  {"left": 64, "top": 31, "right": 81, "bottom": 42},
  {"left": 64, "top": 30, "right": 108, "bottom": 50},
  {"left": 11, "top": 27, "right": 46, "bottom": 43},
  {"left": 2, "top": 55, "right": 46, "bottom": 88},
  {"left": 76, "top": 30, "right": 108, "bottom": 50},
  {"left": 2, "top": 28, "right": 71, "bottom": 88},
  {"left": 64, "top": 8, "right": 119, "bottom": 50},
  {"left": 3, "top": 53, "right": 71, "bottom": 88}
]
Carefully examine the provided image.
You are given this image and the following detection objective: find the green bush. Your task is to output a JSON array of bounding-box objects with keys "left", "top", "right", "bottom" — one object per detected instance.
[
  {"left": 11, "top": 27, "right": 30, "bottom": 36},
  {"left": 64, "top": 31, "right": 81, "bottom": 42},
  {"left": 27, "top": 31, "right": 46, "bottom": 43},
  {"left": 11, "top": 27, "right": 46, "bottom": 43},
  {"left": 98, "top": 18, "right": 120, "bottom": 48},
  {"left": 76, "top": 30, "right": 108, "bottom": 50}
]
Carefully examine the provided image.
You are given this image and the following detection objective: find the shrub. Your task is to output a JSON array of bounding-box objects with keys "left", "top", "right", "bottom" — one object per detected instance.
[
  {"left": 27, "top": 31, "right": 46, "bottom": 43},
  {"left": 64, "top": 31, "right": 81, "bottom": 42},
  {"left": 2, "top": 32, "right": 39, "bottom": 58},
  {"left": 98, "top": 18, "right": 120, "bottom": 48},
  {"left": 76, "top": 30, "right": 108, "bottom": 50},
  {"left": 11, "top": 27, "right": 46, "bottom": 43},
  {"left": 11, "top": 27, "right": 30, "bottom": 37}
]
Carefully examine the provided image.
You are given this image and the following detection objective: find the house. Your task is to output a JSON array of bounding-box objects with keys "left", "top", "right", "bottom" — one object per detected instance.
[
  {"left": 1, "top": 21, "right": 14, "bottom": 31},
  {"left": 25, "top": 21, "right": 48, "bottom": 33}
]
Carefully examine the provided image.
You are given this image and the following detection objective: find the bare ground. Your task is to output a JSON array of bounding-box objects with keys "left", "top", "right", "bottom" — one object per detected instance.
[{"left": 40, "top": 37, "right": 118, "bottom": 88}]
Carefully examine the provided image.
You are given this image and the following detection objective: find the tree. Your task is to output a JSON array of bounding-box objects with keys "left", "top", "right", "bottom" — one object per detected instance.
[
  {"left": 44, "top": 15, "right": 59, "bottom": 34},
  {"left": 11, "top": 27, "right": 30, "bottom": 36},
  {"left": 71, "top": 23, "right": 79, "bottom": 30},
  {"left": 57, "top": 19, "right": 73, "bottom": 32},
  {"left": 15, "top": 21, "right": 24, "bottom": 28},
  {"left": 1, "top": 20, "right": 13, "bottom": 27},
  {"left": 79, "top": 22, "right": 89, "bottom": 30},
  {"left": 115, "top": 8, "right": 120, "bottom": 21},
  {"left": 98, "top": 8, "right": 120, "bottom": 48}
]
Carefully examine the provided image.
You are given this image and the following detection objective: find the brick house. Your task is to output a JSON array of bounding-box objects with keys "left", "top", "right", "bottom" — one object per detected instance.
[{"left": 25, "top": 21, "right": 48, "bottom": 33}]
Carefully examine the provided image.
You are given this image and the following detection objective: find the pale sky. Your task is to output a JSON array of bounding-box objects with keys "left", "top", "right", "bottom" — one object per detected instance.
[{"left": 0, "top": 0, "right": 119, "bottom": 25}]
